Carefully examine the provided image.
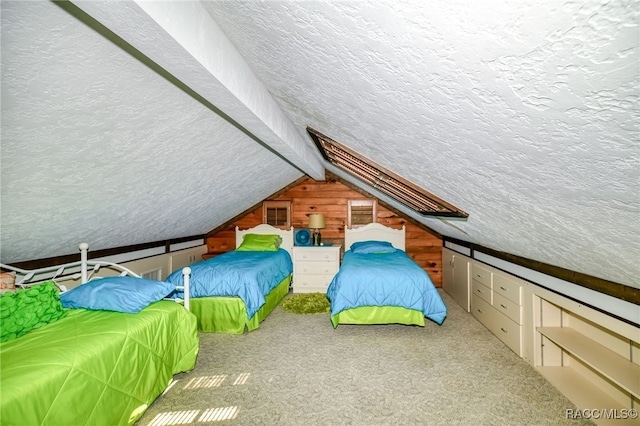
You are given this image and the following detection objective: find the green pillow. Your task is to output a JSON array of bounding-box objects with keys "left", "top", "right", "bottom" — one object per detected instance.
[
  {"left": 0, "top": 281, "right": 67, "bottom": 343},
  {"left": 236, "top": 233, "right": 282, "bottom": 252}
]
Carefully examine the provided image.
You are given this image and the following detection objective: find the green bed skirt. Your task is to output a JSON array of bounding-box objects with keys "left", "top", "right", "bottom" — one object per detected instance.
[
  {"left": 330, "top": 305, "right": 426, "bottom": 328},
  {"left": 190, "top": 275, "right": 291, "bottom": 334}
]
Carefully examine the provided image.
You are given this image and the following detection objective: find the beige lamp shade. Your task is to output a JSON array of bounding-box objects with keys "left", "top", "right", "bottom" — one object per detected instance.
[{"left": 308, "top": 214, "right": 326, "bottom": 229}]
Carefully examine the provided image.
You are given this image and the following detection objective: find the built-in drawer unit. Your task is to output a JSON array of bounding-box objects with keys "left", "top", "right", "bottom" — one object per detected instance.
[
  {"left": 493, "top": 274, "right": 521, "bottom": 304},
  {"left": 471, "top": 294, "right": 493, "bottom": 326},
  {"left": 472, "top": 279, "right": 492, "bottom": 305},
  {"left": 292, "top": 245, "right": 341, "bottom": 293},
  {"left": 493, "top": 291, "right": 521, "bottom": 324},
  {"left": 470, "top": 262, "right": 523, "bottom": 357},
  {"left": 493, "top": 313, "right": 521, "bottom": 355}
]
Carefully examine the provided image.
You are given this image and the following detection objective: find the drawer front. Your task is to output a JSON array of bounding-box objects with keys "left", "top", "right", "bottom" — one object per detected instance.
[
  {"left": 472, "top": 279, "right": 492, "bottom": 305},
  {"left": 295, "top": 261, "right": 339, "bottom": 275},
  {"left": 293, "top": 274, "right": 334, "bottom": 293},
  {"left": 294, "top": 286, "right": 329, "bottom": 294},
  {"left": 493, "top": 274, "right": 521, "bottom": 304},
  {"left": 471, "top": 294, "right": 493, "bottom": 328},
  {"left": 471, "top": 264, "right": 492, "bottom": 287},
  {"left": 493, "top": 314, "right": 522, "bottom": 357},
  {"left": 493, "top": 292, "right": 521, "bottom": 324},
  {"left": 294, "top": 248, "right": 340, "bottom": 263}
]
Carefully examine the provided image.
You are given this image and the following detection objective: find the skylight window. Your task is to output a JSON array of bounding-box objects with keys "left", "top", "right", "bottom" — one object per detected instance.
[{"left": 307, "top": 127, "right": 468, "bottom": 218}]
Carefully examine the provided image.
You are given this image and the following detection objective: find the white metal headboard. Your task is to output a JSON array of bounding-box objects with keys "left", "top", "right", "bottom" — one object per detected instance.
[
  {"left": 0, "top": 242, "right": 192, "bottom": 309},
  {"left": 0, "top": 243, "right": 140, "bottom": 291},
  {"left": 344, "top": 223, "right": 406, "bottom": 251}
]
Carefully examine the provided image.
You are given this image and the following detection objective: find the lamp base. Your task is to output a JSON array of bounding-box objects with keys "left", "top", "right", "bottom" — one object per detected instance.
[{"left": 312, "top": 230, "right": 322, "bottom": 246}]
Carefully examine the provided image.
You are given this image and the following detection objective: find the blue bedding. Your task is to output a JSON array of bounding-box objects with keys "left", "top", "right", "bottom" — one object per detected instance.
[
  {"left": 166, "top": 249, "right": 292, "bottom": 319},
  {"left": 327, "top": 249, "right": 447, "bottom": 324}
]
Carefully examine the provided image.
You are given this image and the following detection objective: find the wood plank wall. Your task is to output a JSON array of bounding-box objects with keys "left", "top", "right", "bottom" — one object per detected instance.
[{"left": 205, "top": 176, "right": 443, "bottom": 287}]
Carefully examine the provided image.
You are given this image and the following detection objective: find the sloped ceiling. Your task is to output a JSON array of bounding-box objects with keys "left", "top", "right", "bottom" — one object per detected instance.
[
  {"left": 1, "top": 1, "right": 638, "bottom": 289},
  {"left": 0, "top": 0, "right": 308, "bottom": 262}
]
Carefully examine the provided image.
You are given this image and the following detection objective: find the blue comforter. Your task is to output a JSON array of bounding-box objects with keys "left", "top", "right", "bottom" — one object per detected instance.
[
  {"left": 327, "top": 250, "right": 447, "bottom": 324},
  {"left": 166, "top": 249, "right": 292, "bottom": 319}
]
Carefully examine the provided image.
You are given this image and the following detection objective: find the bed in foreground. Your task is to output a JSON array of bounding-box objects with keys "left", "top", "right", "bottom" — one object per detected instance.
[
  {"left": 0, "top": 247, "right": 199, "bottom": 426},
  {"left": 327, "top": 223, "right": 447, "bottom": 327},
  {"left": 166, "top": 224, "right": 294, "bottom": 334}
]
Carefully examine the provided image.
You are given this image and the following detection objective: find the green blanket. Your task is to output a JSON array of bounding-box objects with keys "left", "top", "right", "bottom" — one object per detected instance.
[{"left": 0, "top": 301, "right": 199, "bottom": 425}]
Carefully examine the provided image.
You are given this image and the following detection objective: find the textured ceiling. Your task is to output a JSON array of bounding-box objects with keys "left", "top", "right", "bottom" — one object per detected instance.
[
  {"left": 0, "top": 0, "right": 303, "bottom": 261},
  {"left": 203, "top": 0, "right": 639, "bottom": 288},
  {"left": 1, "top": 1, "right": 638, "bottom": 289}
]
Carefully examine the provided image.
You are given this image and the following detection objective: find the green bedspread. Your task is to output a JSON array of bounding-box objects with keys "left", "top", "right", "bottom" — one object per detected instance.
[{"left": 0, "top": 300, "right": 199, "bottom": 425}]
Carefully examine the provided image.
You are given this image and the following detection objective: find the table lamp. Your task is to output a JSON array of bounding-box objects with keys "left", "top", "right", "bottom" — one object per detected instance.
[{"left": 308, "top": 214, "right": 326, "bottom": 246}]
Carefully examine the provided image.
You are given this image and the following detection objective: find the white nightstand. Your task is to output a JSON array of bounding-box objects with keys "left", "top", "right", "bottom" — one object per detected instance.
[{"left": 292, "top": 245, "right": 341, "bottom": 293}]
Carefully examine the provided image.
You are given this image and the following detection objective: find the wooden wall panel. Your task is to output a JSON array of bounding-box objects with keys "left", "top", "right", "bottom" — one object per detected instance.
[{"left": 206, "top": 175, "right": 443, "bottom": 286}]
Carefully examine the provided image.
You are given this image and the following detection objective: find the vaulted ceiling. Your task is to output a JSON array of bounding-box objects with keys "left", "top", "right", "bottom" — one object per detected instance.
[{"left": 1, "top": 1, "right": 638, "bottom": 289}]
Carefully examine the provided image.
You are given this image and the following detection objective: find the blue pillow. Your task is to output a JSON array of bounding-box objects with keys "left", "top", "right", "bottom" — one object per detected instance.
[
  {"left": 60, "top": 276, "right": 174, "bottom": 314},
  {"left": 350, "top": 240, "right": 397, "bottom": 254}
]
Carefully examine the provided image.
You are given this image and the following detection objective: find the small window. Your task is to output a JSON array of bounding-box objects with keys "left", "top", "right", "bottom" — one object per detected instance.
[
  {"left": 348, "top": 199, "right": 377, "bottom": 228},
  {"left": 263, "top": 201, "right": 291, "bottom": 228}
]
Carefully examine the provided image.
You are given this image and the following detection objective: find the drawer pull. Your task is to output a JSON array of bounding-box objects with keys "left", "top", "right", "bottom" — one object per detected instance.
[
  {"left": 500, "top": 286, "right": 507, "bottom": 291},
  {"left": 500, "top": 327, "right": 507, "bottom": 333},
  {"left": 477, "top": 309, "right": 483, "bottom": 314},
  {"left": 500, "top": 304, "right": 507, "bottom": 309},
  {"left": 476, "top": 288, "right": 482, "bottom": 293}
]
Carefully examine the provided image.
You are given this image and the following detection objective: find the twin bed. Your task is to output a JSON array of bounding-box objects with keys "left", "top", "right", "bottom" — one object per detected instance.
[
  {"left": 169, "top": 222, "right": 446, "bottom": 330},
  {"left": 169, "top": 222, "right": 445, "bottom": 332},
  {"left": 327, "top": 223, "right": 447, "bottom": 327},
  {"left": 0, "top": 248, "right": 199, "bottom": 426},
  {"left": 166, "top": 224, "right": 294, "bottom": 334}
]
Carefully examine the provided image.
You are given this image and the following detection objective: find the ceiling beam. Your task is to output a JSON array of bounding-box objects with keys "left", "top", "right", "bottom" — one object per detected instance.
[{"left": 70, "top": 0, "right": 325, "bottom": 180}]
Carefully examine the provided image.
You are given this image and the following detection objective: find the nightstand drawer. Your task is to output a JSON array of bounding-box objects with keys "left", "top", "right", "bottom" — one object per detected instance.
[
  {"left": 293, "top": 274, "right": 334, "bottom": 293},
  {"left": 294, "top": 248, "right": 340, "bottom": 262},
  {"left": 295, "top": 261, "right": 338, "bottom": 275}
]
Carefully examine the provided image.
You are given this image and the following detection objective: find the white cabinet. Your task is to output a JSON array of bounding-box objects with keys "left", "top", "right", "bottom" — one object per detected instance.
[
  {"left": 470, "top": 262, "right": 523, "bottom": 357},
  {"left": 443, "top": 247, "right": 640, "bottom": 425},
  {"left": 442, "top": 248, "right": 470, "bottom": 312},
  {"left": 532, "top": 287, "right": 640, "bottom": 425},
  {"left": 292, "top": 246, "right": 341, "bottom": 293}
]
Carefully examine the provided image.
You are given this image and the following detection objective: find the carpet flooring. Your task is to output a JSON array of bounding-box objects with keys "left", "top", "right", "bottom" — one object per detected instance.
[{"left": 136, "top": 290, "right": 594, "bottom": 426}]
